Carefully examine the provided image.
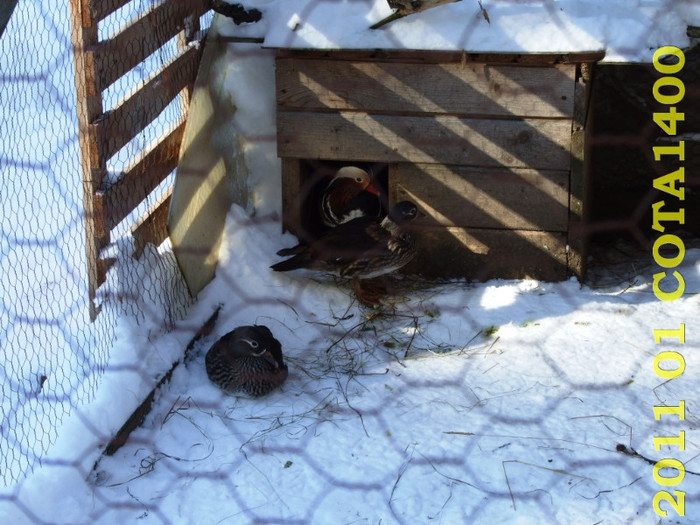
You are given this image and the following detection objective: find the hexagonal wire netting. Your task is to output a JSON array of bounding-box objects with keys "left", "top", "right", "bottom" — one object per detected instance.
[
  {"left": 1, "top": 0, "right": 699, "bottom": 524},
  {"left": 0, "top": 0, "right": 203, "bottom": 487}
]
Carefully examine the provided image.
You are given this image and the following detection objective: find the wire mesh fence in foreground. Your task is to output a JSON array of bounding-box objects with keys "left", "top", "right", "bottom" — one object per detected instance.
[
  {"left": 1, "top": 0, "right": 699, "bottom": 523},
  {"left": 0, "top": 0, "right": 207, "bottom": 487}
]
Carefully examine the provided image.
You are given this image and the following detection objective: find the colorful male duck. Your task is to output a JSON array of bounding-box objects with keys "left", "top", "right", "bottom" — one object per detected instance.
[
  {"left": 319, "top": 166, "right": 381, "bottom": 228},
  {"left": 271, "top": 201, "right": 419, "bottom": 286}
]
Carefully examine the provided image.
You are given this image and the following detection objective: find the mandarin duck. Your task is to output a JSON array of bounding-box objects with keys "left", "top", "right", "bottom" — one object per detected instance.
[
  {"left": 319, "top": 166, "right": 381, "bottom": 229},
  {"left": 205, "top": 325, "right": 288, "bottom": 397},
  {"left": 271, "top": 201, "right": 418, "bottom": 281},
  {"left": 277, "top": 166, "right": 383, "bottom": 257}
]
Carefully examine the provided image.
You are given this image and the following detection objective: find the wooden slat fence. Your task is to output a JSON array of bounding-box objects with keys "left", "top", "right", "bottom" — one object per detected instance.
[{"left": 69, "top": 0, "right": 211, "bottom": 319}]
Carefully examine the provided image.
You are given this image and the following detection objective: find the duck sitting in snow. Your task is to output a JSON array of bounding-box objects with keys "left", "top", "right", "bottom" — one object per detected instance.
[
  {"left": 271, "top": 201, "right": 419, "bottom": 302},
  {"left": 205, "top": 325, "right": 288, "bottom": 397}
]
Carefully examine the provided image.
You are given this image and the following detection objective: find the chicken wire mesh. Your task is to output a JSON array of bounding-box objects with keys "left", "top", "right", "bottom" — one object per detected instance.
[
  {"left": 1, "top": 0, "right": 699, "bottom": 524},
  {"left": 0, "top": 0, "right": 210, "bottom": 488}
]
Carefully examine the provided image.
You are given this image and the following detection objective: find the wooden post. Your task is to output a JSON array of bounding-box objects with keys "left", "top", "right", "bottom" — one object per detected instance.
[
  {"left": 177, "top": 6, "right": 202, "bottom": 116},
  {"left": 68, "top": 0, "right": 110, "bottom": 320},
  {"left": 568, "top": 62, "right": 596, "bottom": 279}
]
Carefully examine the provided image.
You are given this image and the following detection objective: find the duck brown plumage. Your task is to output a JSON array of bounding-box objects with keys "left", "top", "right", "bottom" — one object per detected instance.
[
  {"left": 205, "top": 325, "right": 288, "bottom": 398},
  {"left": 271, "top": 201, "right": 418, "bottom": 280}
]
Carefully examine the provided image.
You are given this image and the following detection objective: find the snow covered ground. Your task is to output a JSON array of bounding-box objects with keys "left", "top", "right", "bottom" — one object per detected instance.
[
  {"left": 2, "top": 208, "right": 699, "bottom": 524},
  {"left": 1, "top": 1, "right": 699, "bottom": 524},
  {"left": 87, "top": 220, "right": 700, "bottom": 524}
]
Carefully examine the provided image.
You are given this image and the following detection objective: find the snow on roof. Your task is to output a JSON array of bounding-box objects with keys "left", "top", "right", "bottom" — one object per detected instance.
[{"left": 222, "top": 0, "right": 700, "bottom": 62}]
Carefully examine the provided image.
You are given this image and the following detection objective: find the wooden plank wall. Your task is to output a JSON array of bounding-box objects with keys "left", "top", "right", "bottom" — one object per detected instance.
[
  {"left": 277, "top": 50, "right": 603, "bottom": 281},
  {"left": 69, "top": 0, "right": 210, "bottom": 319}
]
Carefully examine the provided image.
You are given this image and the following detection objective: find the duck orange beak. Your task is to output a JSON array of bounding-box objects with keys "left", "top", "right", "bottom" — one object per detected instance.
[{"left": 365, "top": 183, "right": 380, "bottom": 196}]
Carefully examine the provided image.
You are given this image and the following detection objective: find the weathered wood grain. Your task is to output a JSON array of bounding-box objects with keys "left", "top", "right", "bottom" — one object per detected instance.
[
  {"left": 401, "top": 226, "right": 569, "bottom": 281},
  {"left": 88, "top": 0, "right": 130, "bottom": 22},
  {"left": 70, "top": 0, "right": 108, "bottom": 319},
  {"left": 131, "top": 187, "right": 172, "bottom": 259},
  {"left": 93, "top": 44, "right": 200, "bottom": 161},
  {"left": 275, "top": 50, "right": 601, "bottom": 283},
  {"left": 100, "top": 121, "right": 185, "bottom": 232},
  {"left": 277, "top": 58, "right": 576, "bottom": 118},
  {"left": 70, "top": 0, "right": 211, "bottom": 319},
  {"left": 567, "top": 64, "right": 594, "bottom": 279},
  {"left": 390, "top": 163, "right": 569, "bottom": 231},
  {"left": 91, "top": 0, "right": 209, "bottom": 91},
  {"left": 274, "top": 49, "right": 607, "bottom": 66},
  {"left": 176, "top": 9, "right": 201, "bottom": 116},
  {"left": 277, "top": 111, "right": 572, "bottom": 170}
]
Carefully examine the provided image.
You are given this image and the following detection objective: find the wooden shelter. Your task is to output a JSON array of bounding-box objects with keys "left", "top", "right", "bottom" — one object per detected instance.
[
  {"left": 277, "top": 49, "right": 604, "bottom": 281},
  {"left": 70, "top": 1, "right": 677, "bottom": 315}
]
